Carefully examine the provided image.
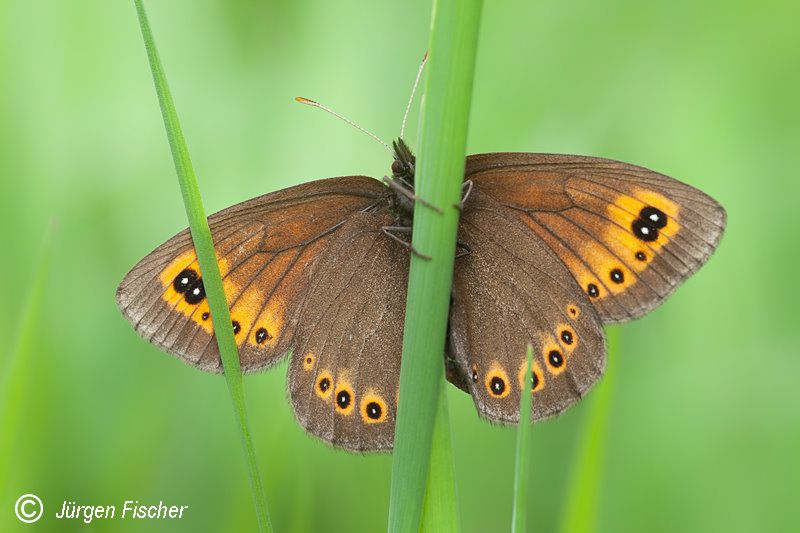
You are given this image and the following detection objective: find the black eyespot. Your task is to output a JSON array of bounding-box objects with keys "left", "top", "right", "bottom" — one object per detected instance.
[
  {"left": 173, "top": 268, "right": 198, "bottom": 293},
  {"left": 318, "top": 377, "right": 330, "bottom": 392},
  {"left": 336, "top": 390, "right": 351, "bottom": 409},
  {"left": 640, "top": 206, "right": 667, "bottom": 229},
  {"left": 587, "top": 283, "right": 599, "bottom": 298},
  {"left": 610, "top": 269, "right": 624, "bottom": 284},
  {"left": 391, "top": 160, "right": 404, "bottom": 175},
  {"left": 489, "top": 376, "right": 506, "bottom": 396},
  {"left": 632, "top": 219, "right": 658, "bottom": 242},
  {"left": 231, "top": 321, "right": 241, "bottom": 334},
  {"left": 255, "top": 327, "right": 271, "bottom": 344},
  {"left": 366, "top": 402, "right": 382, "bottom": 420},
  {"left": 184, "top": 278, "right": 206, "bottom": 304},
  {"left": 201, "top": 312, "right": 210, "bottom": 321},
  {"left": 531, "top": 371, "right": 539, "bottom": 390},
  {"left": 471, "top": 366, "right": 478, "bottom": 383},
  {"left": 548, "top": 350, "right": 564, "bottom": 368},
  {"left": 635, "top": 251, "right": 647, "bottom": 261},
  {"left": 560, "top": 330, "right": 574, "bottom": 345}
]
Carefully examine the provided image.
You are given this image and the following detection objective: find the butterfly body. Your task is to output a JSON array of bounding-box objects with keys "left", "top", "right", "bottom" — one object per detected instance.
[
  {"left": 117, "top": 140, "right": 725, "bottom": 451},
  {"left": 385, "top": 139, "right": 421, "bottom": 225}
]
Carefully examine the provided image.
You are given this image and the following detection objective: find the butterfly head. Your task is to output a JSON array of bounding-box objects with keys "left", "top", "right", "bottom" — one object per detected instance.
[{"left": 391, "top": 138, "right": 416, "bottom": 185}]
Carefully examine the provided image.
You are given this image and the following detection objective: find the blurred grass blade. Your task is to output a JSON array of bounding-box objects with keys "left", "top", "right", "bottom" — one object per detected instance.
[
  {"left": 421, "top": 385, "right": 460, "bottom": 532},
  {"left": 511, "top": 344, "right": 534, "bottom": 532},
  {"left": 132, "top": 2, "right": 271, "bottom": 531},
  {"left": 387, "top": 0, "right": 482, "bottom": 531},
  {"left": 560, "top": 326, "right": 620, "bottom": 533},
  {"left": 0, "top": 222, "right": 55, "bottom": 490}
]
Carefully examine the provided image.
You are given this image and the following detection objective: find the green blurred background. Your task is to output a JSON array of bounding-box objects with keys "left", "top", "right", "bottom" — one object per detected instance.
[{"left": 1, "top": 0, "right": 798, "bottom": 531}]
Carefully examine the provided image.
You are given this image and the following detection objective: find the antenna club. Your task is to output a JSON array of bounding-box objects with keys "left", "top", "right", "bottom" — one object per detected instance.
[{"left": 295, "top": 96, "right": 316, "bottom": 105}]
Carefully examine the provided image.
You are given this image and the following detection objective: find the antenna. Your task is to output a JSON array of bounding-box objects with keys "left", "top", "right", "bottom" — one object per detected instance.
[
  {"left": 295, "top": 97, "right": 391, "bottom": 153},
  {"left": 399, "top": 51, "right": 428, "bottom": 140}
]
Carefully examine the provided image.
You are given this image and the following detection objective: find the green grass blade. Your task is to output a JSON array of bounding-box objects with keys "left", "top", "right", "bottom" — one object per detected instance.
[
  {"left": 132, "top": 2, "right": 271, "bottom": 531},
  {"left": 387, "top": 0, "right": 483, "bottom": 531},
  {"left": 511, "top": 344, "right": 534, "bottom": 532},
  {"left": 560, "top": 326, "right": 620, "bottom": 533},
  {"left": 421, "top": 385, "right": 461, "bottom": 532},
  {"left": 0, "top": 222, "right": 55, "bottom": 491}
]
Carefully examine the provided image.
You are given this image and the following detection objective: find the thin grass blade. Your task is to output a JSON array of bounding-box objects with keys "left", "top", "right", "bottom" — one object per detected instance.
[
  {"left": 560, "top": 326, "right": 620, "bottom": 533},
  {"left": 0, "top": 222, "right": 55, "bottom": 492},
  {"left": 511, "top": 344, "right": 534, "bottom": 532},
  {"left": 421, "top": 384, "right": 460, "bottom": 532},
  {"left": 132, "top": 2, "right": 271, "bottom": 530}
]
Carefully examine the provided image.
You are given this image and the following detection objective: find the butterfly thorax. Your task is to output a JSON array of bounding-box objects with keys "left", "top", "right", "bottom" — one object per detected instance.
[{"left": 387, "top": 138, "right": 417, "bottom": 225}]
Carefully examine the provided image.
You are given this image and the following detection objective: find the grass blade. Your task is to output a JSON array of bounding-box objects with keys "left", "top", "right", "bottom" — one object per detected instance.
[
  {"left": 0, "top": 222, "right": 55, "bottom": 491},
  {"left": 387, "top": 0, "right": 483, "bottom": 531},
  {"left": 511, "top": 344, "right": 535, "bottom": 532},
  {"left": 560, "top": 326, "right": 620, "bottom": 533},
  {"left": 421, "top": 385, "right": 460, "bottom": 532},
  {"left": 132, "top": 2, "right": 271, "bottom": 531}
]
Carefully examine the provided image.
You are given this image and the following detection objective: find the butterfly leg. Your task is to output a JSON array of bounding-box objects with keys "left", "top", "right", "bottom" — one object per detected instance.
[
  {"left": 455, "top": 240, "right": 472, "bottom": 259},
  {"left": 454, "top": 180, "right": 474, "bottom": 211},
  {"left": 381, "top": 226, "right": 432, "bottom": 260},
  {"left": 382, "top": 176, "right": 444, "bottom": 214}
]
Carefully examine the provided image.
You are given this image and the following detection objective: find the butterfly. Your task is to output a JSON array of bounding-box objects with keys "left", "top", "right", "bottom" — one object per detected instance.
[{"left": 116, "top": 133, "right": 725, "bottom": 452}]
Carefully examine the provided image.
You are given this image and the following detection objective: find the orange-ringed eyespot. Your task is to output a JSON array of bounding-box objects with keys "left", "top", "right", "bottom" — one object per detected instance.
[
  {"left": 632, "top": 219, "right": 658, "bottom": 242},
  {"left": 336, "top": 390, "right": 351, "bottom": 409},
  {"left": 184, "top": 278, "right": 206, "bottom": 304},
  {"left": 366, "top": 402, "right": 382, "bottom": 420},
  {"left": 255, "top": 327, "right": 271, "bottom": 344},
  {"left": 640, "top": 206, "right": 667, "bottom": 228},
  {"left": 173, "top": 268, "right": 197, "bottom": 293},
  {"left": 490, "top": 376, "right": 505, "bottom": 396},
  {"left": 548, "top": 350, "right": 564, "bottom": 368}
]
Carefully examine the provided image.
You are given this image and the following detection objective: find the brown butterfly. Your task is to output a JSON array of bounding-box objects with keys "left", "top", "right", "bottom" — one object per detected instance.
[{"left": 116, "top": 131, "right": 726, "bottom": 451}]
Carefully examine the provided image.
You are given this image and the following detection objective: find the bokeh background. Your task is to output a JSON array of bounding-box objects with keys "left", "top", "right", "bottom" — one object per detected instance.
[{"left": 1, "top": 0, "right": 798, "bottom": 531}]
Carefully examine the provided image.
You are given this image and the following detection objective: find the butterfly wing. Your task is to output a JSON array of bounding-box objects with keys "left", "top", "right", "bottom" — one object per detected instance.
[
  {"left": 449, "top": 191, "right": 606, "bottom": 423},
  {"left": 116, "top": 176, "right": 387, "bottom": 372},
  {"left": 287, "top": 211, "right": 408, "bottom": 451},
  {"left": 466, "top": 153, "right": 726, "bottom": 322}
]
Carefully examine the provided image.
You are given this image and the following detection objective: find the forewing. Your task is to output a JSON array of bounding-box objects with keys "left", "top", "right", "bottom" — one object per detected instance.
[
  {"left": 450, "top": 191, "right": 606, "bottom": 423},
  {"left": 466, "top": 153, "right": 726, "bottom": 322},
  {"left": 288, "top": 211, "right": 408, "bottom": 452},
  {"left": 116, "top": 176, "right": 387, "bottom": 372}
]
